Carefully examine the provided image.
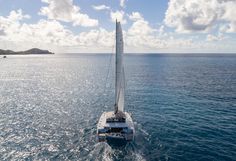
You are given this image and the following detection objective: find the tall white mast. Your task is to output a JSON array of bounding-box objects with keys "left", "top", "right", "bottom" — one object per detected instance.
[{"left": 115, "top": 21, "right": 125, "bottom": 114}]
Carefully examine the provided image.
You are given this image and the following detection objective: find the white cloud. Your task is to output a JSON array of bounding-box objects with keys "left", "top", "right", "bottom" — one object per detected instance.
[
  {"left": 0, "top": 9, "right": 79, "bottom": 51},
  {"left": 126, "top": 12, "right": 166, "bottom": 50},
  {"left": 206, "top": 33, "right": 225, "bottom": 41},
  {"left": 128, "top": 12, "right": 143, "bottom": 21},
  {"left": 39, "top": 0, "right": 98, "bottom": 27},
  {"left": 0, "top": 9, "right": 114, "bottom": 52},
  {"left": 110, "top": 10, "right": 127, "bottom": 24},
  {"left": 220, "top": 22, "right": 236, "bottom": 33},
  {"left": 1, "top": 9, "right": 235, "bottom": 53},
  {"left": 0, "top": 29, "right": 5, "bottom": 36},
  {"left": 125, "top": 11, "right": 231, "bottom": 53},
  {"left": 120, "top": 0, "right": 126, "bottom": 8},
  {"left": 0, "top": 9, "right": 30, "bottom": 37},
  {"left": 158, "top": 25, "right": 165, "bottom": 35},
  {"left": 165, "top": 0, "right": 236, "bottom": 33},
  {"left": 78, "top": 28, "right": 114, "bottom": 47},
  {"left": 0, "top": 9, "right": 31, "bottom": 38},
  {"left": 92, "top": 5, "right": 110, "bottom": 11},
  {"left": 128, "top": 17, "right": 155, "bottom": 36},
  {"left": 7, "top": 9, "right": 31, "bottom": 21},
  {"left": 0, "top": 10, "right": 164, "bottom": 52}
]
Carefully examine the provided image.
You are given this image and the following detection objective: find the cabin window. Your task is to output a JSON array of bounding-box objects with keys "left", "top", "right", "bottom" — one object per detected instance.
[
  {"left": 110, "top": 128, "right": 123, "bottom": 133},
  {"left": 106, "top": 117, "right": 125, "bottom": 123}
]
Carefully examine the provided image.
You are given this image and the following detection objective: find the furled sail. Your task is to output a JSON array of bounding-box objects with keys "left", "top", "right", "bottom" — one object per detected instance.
[{"left": 115, "top": 21, "right": 125, "bottom": 113}]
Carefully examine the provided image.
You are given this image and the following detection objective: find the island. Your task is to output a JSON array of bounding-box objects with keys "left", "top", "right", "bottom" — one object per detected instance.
[{"left": 0, "top": 48, "right": 54, "bottom": 55}]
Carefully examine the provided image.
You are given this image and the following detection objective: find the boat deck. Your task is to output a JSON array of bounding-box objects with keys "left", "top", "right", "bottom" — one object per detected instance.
[
  {"left": 97, "top": 111, "right": 135, "bottom": 142},
  {"left": 97, "top": 111, "right": 134, "bottom": 128}
]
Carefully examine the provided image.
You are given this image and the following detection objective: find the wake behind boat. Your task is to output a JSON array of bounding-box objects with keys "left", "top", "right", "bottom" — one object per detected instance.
[{"left": 97, "top": 21, "right": 135, "bottom": 143}]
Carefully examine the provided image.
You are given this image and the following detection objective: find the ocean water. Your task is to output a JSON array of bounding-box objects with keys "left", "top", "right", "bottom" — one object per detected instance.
[{"left": 0, "top": 54, "right": 236, "bottom": 161}]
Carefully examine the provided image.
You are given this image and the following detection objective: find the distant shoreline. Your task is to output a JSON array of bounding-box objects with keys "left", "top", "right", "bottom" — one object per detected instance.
[
  {"left": 0, "top": 48, "right": 54, "bottom": 55},
  {"left": 55, "top": 53, "right": 236, "bottom": 57}
]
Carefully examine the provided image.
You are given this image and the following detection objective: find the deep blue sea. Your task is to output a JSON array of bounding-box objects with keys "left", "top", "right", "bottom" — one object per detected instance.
[{"left": 0, "top": 54, "right": 236, "bottom": 161}]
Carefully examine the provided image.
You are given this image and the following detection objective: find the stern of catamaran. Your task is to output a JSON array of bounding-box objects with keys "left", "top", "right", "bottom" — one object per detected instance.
[{"left": 97, "top": 111, "right": 135, "bottom": 142}]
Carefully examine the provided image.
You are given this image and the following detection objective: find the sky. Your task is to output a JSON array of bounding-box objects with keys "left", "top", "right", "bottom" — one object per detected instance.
[{"left": 0, "top": 0, "right": 236, "bottom": 53}]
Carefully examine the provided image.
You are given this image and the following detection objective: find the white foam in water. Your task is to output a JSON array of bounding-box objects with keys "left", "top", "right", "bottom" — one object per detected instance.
[
  {"left": 135, "top": 122, "right": 151, "bottom": 141},
  {"left": 87, "top": 143, "right": 113, "bottom": 161},
  {"left": 132, "top": 151, "right": 146, "bottom": 161}
]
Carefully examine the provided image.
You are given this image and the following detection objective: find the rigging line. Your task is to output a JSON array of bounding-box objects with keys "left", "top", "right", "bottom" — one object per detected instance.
[
  {"left": 87, "top": 41, "right": 115, "bottom": 107},
  {"left": 103, "top": 44, "right": 115, "bottom": 104}
]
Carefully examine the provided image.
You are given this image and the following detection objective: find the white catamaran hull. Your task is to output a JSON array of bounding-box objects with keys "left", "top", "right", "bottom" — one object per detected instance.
[{"left": 97, "top": 111, "right": 135, "bottom": 142}]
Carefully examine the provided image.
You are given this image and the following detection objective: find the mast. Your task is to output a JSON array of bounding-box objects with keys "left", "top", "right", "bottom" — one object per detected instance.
[{"left": 115, "top": 20, "right": 125, "bottom": 114}]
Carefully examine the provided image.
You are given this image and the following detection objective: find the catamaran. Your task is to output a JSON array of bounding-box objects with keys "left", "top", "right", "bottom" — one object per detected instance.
[{"left": 97, "top": 21, "right": 135, "bottom": 142}]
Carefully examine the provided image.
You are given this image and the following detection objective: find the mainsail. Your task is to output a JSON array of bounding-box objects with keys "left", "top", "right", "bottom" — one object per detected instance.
[{"left": 115, "top": 21, "right": 125, "bottom": 113}]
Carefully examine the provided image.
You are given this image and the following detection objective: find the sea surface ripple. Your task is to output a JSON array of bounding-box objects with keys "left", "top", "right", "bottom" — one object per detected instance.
[{"left": 0, "top": 54, "right": 236, "bottom": 161}]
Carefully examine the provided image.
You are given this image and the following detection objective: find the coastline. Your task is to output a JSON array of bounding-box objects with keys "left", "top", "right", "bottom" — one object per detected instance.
[{"left": 0, "top": 48, "right": 54, "bottom": 55}]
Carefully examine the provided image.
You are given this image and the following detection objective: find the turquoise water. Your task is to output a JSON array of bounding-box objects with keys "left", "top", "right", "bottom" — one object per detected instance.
[{"left": 0, "top": 54, "right": 236, "bottom": 161}]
